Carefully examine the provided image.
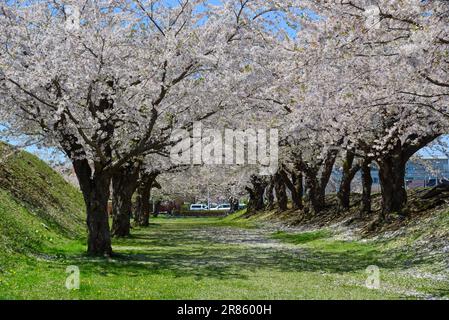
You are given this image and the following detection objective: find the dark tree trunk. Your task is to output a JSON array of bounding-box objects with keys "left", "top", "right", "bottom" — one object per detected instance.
[
  {"left": 292, "top": 171, "right": 304, "bottom": 209},
  {"left": 229, "top": 197, "right": 239, "bottom": 213},
  {"left": 361, "top": 161, "right": 372, "bottom": 214},
  {"left": 153, "top": 200, "right": 161, "bottom": 217},
  {"left": 70, "top": 158, "right": 112, "bottom": 257},
  {"left": 134, "top": 172, "right": 159, "bottom": 227},
  {"left": 280, "top": 169, "right": 303, "bottom": 209},
  {"left": 274, "top": 173, "right": 288, "bottom": 211},
  {"left": 302, "top": 150, "right": 338, "bottom": 214},
  {"left": 376, "top": 134, "right": 439, "bottom": 218},
  {"left": 378, "top": 155, "right": 407, "bottom": 219},
  {"left": 86, "top": 174, "right": 112, "bottom": 256},
  {"left": 265, "top": 177, "right": 275, "bottom": 210},
  {"left": 246, "top": 175, "right": 266, "bottom": 214},
  {"left": 318, "top": 150, "right": 338, "bottom": 207},
  {"left": 135, "top": 186, "right": 151, "bottom": 226},
  {"left": 256, "top": 186, "right": 266, "bottom": 211},
  {"left": 304, "top": 172, "right": 323, "bottom": 214},
  {"left": 246, "top": 187, "right": 256, "bottom": 214},
  {"left": 337, "top": 151, "right": 361, "bottom": 211},
  {"left": 111, "top": 163, "right": 140, "bottom": 238}
]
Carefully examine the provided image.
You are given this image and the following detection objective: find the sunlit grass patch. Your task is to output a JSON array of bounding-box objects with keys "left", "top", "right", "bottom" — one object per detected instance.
[{"left": 271, "top": 230, "right": 332, "bottom": 244}]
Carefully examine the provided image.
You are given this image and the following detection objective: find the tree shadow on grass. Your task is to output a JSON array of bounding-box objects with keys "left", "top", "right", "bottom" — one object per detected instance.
[
  {"left": 63, "top": 242, "right": 420, "bottom": 282},
  {"left": 115, "top": 230, "right": 213, "bottom": 248},
  {"left": 28, "top": 220, "right": 448, "bottom": 299},
  {"left": 44, "top": 222, "right": 437, "bottom": 283},
  {"left": 426, "top": 287, "right": 449, "bottom": 298}
]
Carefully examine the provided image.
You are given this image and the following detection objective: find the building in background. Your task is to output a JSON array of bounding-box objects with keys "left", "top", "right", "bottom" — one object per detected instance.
[
  {"left": 370, "top": 157, "right": 449, "bottom": 189},
  {"left": 331, "top": 157, "right": 449, "bottom": 194}
]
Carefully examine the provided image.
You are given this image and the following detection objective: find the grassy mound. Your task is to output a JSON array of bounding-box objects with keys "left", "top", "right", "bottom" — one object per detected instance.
[
  {"left": 0, "top": 143, "right": 84, "bottom": 261},
  {"left": 244, "top": 191, "right": 449, "bottom": 277}
]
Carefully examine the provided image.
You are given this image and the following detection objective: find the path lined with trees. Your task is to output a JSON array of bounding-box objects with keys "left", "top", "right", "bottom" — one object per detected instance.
[{"left": 0, "top": 0, "right": 448, "bottom": 257}]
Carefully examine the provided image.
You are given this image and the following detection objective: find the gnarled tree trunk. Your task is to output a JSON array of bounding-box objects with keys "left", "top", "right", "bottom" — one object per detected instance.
[
  {"left": 72, "top": 159, "right": 112, "bottom": 257},
  {"left": 246, "top": 175, "right": 266, "bottom": 214},
  {"left": 301, "top": 149, "right": 338, "bottom": 214},
  {"left": 378, "top": 153, "right": 407, "bottom": 219},
  {"left": 229, "top": 197, "right": 239, "bottom": 213},
  {"left": 280, "top": 169, "right": 303, "bottom": 210},
  {"left": 377, "top": 134, "right": 440, "bottom": 218},
  {"left": 111, "top": 162, "right": 140, "bottom": 238},
  {"left": 135, "top": 186, "right": 151, "bottom": 226},
  {"left": 265, "top": 176, "right": 275, "bottom": 210},
  {"left": 274, "top": 172, "right": 288, "bottom": 211},
  {"left": 318, "top": 150, "right": 338, "bottom": 207},
  {"left": 304, "top": 172, "right": 322, "bottom": 214},
  {"left": 337, "top": 151, "right": 361, "bottom": 211},
  {"left": 135, "top": 171, "right": 160, "bottom": 227},
  {"left": 292, "top": 171, "right": 304, "bottom": 210}
]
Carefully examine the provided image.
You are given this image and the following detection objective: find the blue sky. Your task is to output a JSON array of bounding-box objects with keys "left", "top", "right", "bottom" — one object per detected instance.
[{"left": 0, "top": 125, "right": 67, "bottom": 164}]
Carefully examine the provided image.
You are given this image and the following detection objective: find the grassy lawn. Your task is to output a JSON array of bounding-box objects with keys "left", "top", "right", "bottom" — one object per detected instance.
[{"left": 1, "top": 215, "right": 448, "bottom": 300}]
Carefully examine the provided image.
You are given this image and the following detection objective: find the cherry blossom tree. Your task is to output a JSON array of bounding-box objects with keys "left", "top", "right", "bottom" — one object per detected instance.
[
  {"left": 261, "top": 0, "right": 448, "bottom": 216},
  {"left": 1, "top": 0, "right": 306, "bottom": 254},
  {"left": 0, "top": 0, "right": 272, "bottom": 254},
  {"left": 321, "top": 0, "right": 449, "bottom": 216}
]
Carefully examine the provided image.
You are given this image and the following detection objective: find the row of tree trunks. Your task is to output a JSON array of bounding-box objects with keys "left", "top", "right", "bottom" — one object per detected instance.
[
  {"left": 251, "top": 151, "right": 336, "bottom": 215},
  {"left": 244, "top": 135, "right": 439, "bottom": 222},
  {"left": 249, "top": 154, "right": 366, "bottom": 216}
]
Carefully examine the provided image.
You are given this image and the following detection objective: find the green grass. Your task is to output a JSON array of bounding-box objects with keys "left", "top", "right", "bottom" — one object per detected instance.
[
  {"left": 0, "top": 143, "right": 85, "bottom": 269},
  {"left": 0, "top": 144, "right": 84, "bottom": 237},
  {"left": 1, "top": 216, "right": 448, "bottom": 299},
  {"left": 272, "top": 230, "right": 332, "bottom": 244}
]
